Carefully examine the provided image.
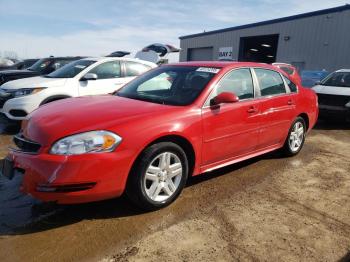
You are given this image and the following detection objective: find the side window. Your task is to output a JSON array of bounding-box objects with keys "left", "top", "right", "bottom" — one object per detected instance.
[
  {"left": 255, "top": 69, "right": 286, "bottom": 96},
  {"left": 210, "top": 68, "right": 254, "bottom": 101},
  {"left": 88, "top": 61, "right": 121, "bottom": 79},
  {"left": 283, "top": 75, "right": 297, "bottom": 93},
  {"left": 125, "top": 62, "right": 151, "bottom": 77}
]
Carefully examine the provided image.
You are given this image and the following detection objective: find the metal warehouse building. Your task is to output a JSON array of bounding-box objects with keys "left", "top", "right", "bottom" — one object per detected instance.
[{"left": 179, "top": 5, "right": 350, "bottom": 72}]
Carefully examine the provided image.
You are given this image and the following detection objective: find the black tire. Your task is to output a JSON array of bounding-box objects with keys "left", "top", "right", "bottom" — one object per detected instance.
[
  {"left": 282, "top": 117, "right": 306, "bottom": 157},
  {"left": 126, "top": 142, "right": 189, "bottom": 211}
]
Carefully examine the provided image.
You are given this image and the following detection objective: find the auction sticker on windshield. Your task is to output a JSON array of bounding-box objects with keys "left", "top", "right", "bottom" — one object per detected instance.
[{"left": 196, "top": 67, "right": 220, "bottom": 74}]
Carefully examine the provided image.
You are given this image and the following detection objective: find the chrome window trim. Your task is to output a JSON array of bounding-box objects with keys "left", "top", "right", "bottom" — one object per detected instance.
[{"left": 252, "top": 67, "right": 290, "bottom": 99}]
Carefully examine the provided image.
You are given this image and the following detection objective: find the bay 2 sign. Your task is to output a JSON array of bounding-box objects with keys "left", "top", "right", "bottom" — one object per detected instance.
[{"left": 218, "top": 47, "right": 233, "bottom": 60}]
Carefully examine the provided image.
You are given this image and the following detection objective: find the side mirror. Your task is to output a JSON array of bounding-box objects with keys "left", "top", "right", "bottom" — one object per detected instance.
[
  {"left": 81, "top": 73, "right": 97, "bottom": 81},
  {"left": 210, "top": 92, "right": 239, "bottom": 106}
]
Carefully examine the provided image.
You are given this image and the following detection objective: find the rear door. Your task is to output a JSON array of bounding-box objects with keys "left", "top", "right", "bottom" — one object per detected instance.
[
  {"left": 253, "top": 68, "right": 297, "bottom": 149},
  {"left": 201, "top": 68, "right": 262, "bottom": 167},
  {"left": 79, "top": 60, "right": 124, "bottom": 96}
]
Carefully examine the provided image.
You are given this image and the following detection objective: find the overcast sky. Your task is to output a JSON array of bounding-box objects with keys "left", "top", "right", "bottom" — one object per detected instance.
[{"left": 0, "top": 0, "right": 348, "bottom": 60}]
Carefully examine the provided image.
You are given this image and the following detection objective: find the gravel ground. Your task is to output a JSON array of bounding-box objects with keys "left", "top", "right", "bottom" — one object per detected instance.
[{"left": 0, "top": 121, "right": 349, "bottom": 262}]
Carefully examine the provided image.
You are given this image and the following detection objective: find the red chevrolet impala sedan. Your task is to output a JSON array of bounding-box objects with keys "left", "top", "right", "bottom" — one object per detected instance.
[{"left": 1, "top": 62, "right": 318, "bottom": 210}]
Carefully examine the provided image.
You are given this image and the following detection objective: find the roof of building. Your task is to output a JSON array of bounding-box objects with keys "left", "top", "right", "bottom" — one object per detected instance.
[{"left": 179, "top": 4, "right": 350, "bottom": 40}]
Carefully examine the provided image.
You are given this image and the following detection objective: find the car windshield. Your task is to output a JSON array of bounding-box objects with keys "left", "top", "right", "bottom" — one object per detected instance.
[
  {"left": 117, "top": 66, "right": 219, "bottom": 106},
  {"left": 320, "top": 71, "right": 350, "bottom": 87},
  {"left": 45, "top": 60, "right": 96, "bottom": 78},
  {"left": 27, "top": 58, "right": 51, "bottom": 72}
]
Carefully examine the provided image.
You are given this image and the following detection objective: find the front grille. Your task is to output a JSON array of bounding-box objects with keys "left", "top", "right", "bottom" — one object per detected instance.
[
  {"left": 13, "top": 134, "right": 41, "bottom": 153},
  {"left": 317, "top": 93, "right": 350, "bottom": 107}
]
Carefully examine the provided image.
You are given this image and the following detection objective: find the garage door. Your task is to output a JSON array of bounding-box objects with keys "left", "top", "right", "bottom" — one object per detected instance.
[{"left": 188, "top": 47, "right": 213, "bottom": 61}]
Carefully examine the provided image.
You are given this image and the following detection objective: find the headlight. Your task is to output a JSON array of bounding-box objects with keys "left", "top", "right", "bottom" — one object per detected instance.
[
  {"left": 50, "top": 131, "right": 122, "bottom": 155},
  {"left": 14, "top": 87, "right": 46, "bottom": 97}
]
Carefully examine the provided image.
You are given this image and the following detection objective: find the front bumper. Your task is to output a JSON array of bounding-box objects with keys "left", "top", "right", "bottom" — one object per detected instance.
[
  {"left": 0, "top": 96, "right": 40, "bottom": 120},
  {"left": 2, "top": 149, "right": 134, "bottom": 204},
  {"left": 318, "top": 104, "right": 350, "bottom": 119}
]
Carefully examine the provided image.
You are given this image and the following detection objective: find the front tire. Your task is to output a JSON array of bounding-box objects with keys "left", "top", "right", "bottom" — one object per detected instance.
[
  {"left": 126, "top": 142, "right": 189, "bottom": 211},
  {"left": 282, "top": 117, "right": 306, "bottom": 156}
]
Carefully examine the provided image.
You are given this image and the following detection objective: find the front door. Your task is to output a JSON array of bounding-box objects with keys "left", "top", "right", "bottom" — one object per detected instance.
[{"left": 201, "top": 68, "right": 261, "bottom": 167}]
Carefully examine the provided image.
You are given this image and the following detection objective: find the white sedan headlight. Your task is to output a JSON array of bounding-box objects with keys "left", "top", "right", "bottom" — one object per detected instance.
[
  {"left": 50, "top": 131, "right": 122, "bottom": 155},
  {"left": 14, "top": 87, "right": 46, "bottom": 97}
]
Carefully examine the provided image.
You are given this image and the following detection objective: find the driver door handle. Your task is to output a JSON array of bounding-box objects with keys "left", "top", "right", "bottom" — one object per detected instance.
[{"left": 247, "top": 106, "right": 258, "bottom": 114}]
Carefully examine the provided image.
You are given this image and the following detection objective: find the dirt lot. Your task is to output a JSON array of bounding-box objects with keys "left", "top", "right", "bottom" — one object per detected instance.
[{"left": 0, "top": 121, "right": 349, "bottom": 262}]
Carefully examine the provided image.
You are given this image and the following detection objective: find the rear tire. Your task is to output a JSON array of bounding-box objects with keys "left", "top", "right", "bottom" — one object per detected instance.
[
  {"left": 126, "top": 142, "right": 188, "bottom": 211},
  {"left": 282, "top": 117, "right": 306, "bottom": 156}
]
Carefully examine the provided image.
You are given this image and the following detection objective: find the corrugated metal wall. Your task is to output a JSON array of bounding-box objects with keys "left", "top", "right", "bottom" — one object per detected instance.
[
  {"left": 179, "top": 8, "right": 350, "bottom": 71},
  {"left": 188, "top": 47, "right": 213, "bottom": 61}
]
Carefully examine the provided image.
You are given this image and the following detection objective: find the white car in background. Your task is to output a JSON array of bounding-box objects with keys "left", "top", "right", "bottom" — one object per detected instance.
[
  {"left": 312, "top": 69, "right": 350, "bottom": 121},
  {"left": 0, "top": 57, "right": 156, "bottom": 120}
]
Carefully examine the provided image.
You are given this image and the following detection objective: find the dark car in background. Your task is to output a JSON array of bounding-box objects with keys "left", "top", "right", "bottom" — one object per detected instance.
[
  {"left": 0, "top": 59, "right": 39, "bottom": 71},
  {"left": 301, "top": 70, "right": 329, "bottom": 87},
  {"left": 0, "top": 56, "right": 84, "bottom": 86}
]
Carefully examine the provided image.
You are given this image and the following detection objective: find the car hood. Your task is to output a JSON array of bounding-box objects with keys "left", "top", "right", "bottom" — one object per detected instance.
[
  {"left": 24, "top": 95, "right": 180, "bottom": 146},
  {"left": 1, "top": 76, "right": 67, "bottom": 89},
  {"left": 0, "top": 69, "right": 37, "bottom": 76},
  {"left": 312, "top": 85, "right": 350, "bottom": 96}
]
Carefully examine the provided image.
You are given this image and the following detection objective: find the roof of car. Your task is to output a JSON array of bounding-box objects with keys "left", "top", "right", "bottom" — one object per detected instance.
[
  {"left": 166, "top": 61, "right": 277, "bottom": 70},
  {"left": 80, "top": 56, "right": 156, "bottom": 66},
  {"left": 336, "top": 69, "right": 350, "bottom": 72},
  {"left": 44, "top": 56, "right": 85, "bottom": 60}
]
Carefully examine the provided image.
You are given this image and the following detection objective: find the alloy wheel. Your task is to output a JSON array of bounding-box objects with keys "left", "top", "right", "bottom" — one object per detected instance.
[
  {"left": 289, "top": 121, "right": 304, "bottom": 152},
  {"left": 143, "top": 152, "right": 183, "bottom": 202}
]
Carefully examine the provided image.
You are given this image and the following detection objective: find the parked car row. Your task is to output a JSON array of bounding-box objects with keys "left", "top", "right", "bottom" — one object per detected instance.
[
  {"left": 0, "top": 61, "right": 318, "bottom": 210},
  {"left": 0, "top": 57, "right": 156, "bottom": 120},
  {"left": 0, "top": 56, "right": 85, "bottom": 86},
  {"left": 0, "top": 44, "right": 182, "bottom": 121}
]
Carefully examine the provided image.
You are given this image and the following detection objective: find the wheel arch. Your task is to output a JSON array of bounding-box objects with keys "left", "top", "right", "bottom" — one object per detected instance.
[
  {"left": 39, "top": 95, "right": 72, "bottom": 106},
  {"left": 132, "top": 134, "right": 196, "bottom": 178},
  {"left": 298, "top": 113, "right": 310, "bottom": 130}
]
